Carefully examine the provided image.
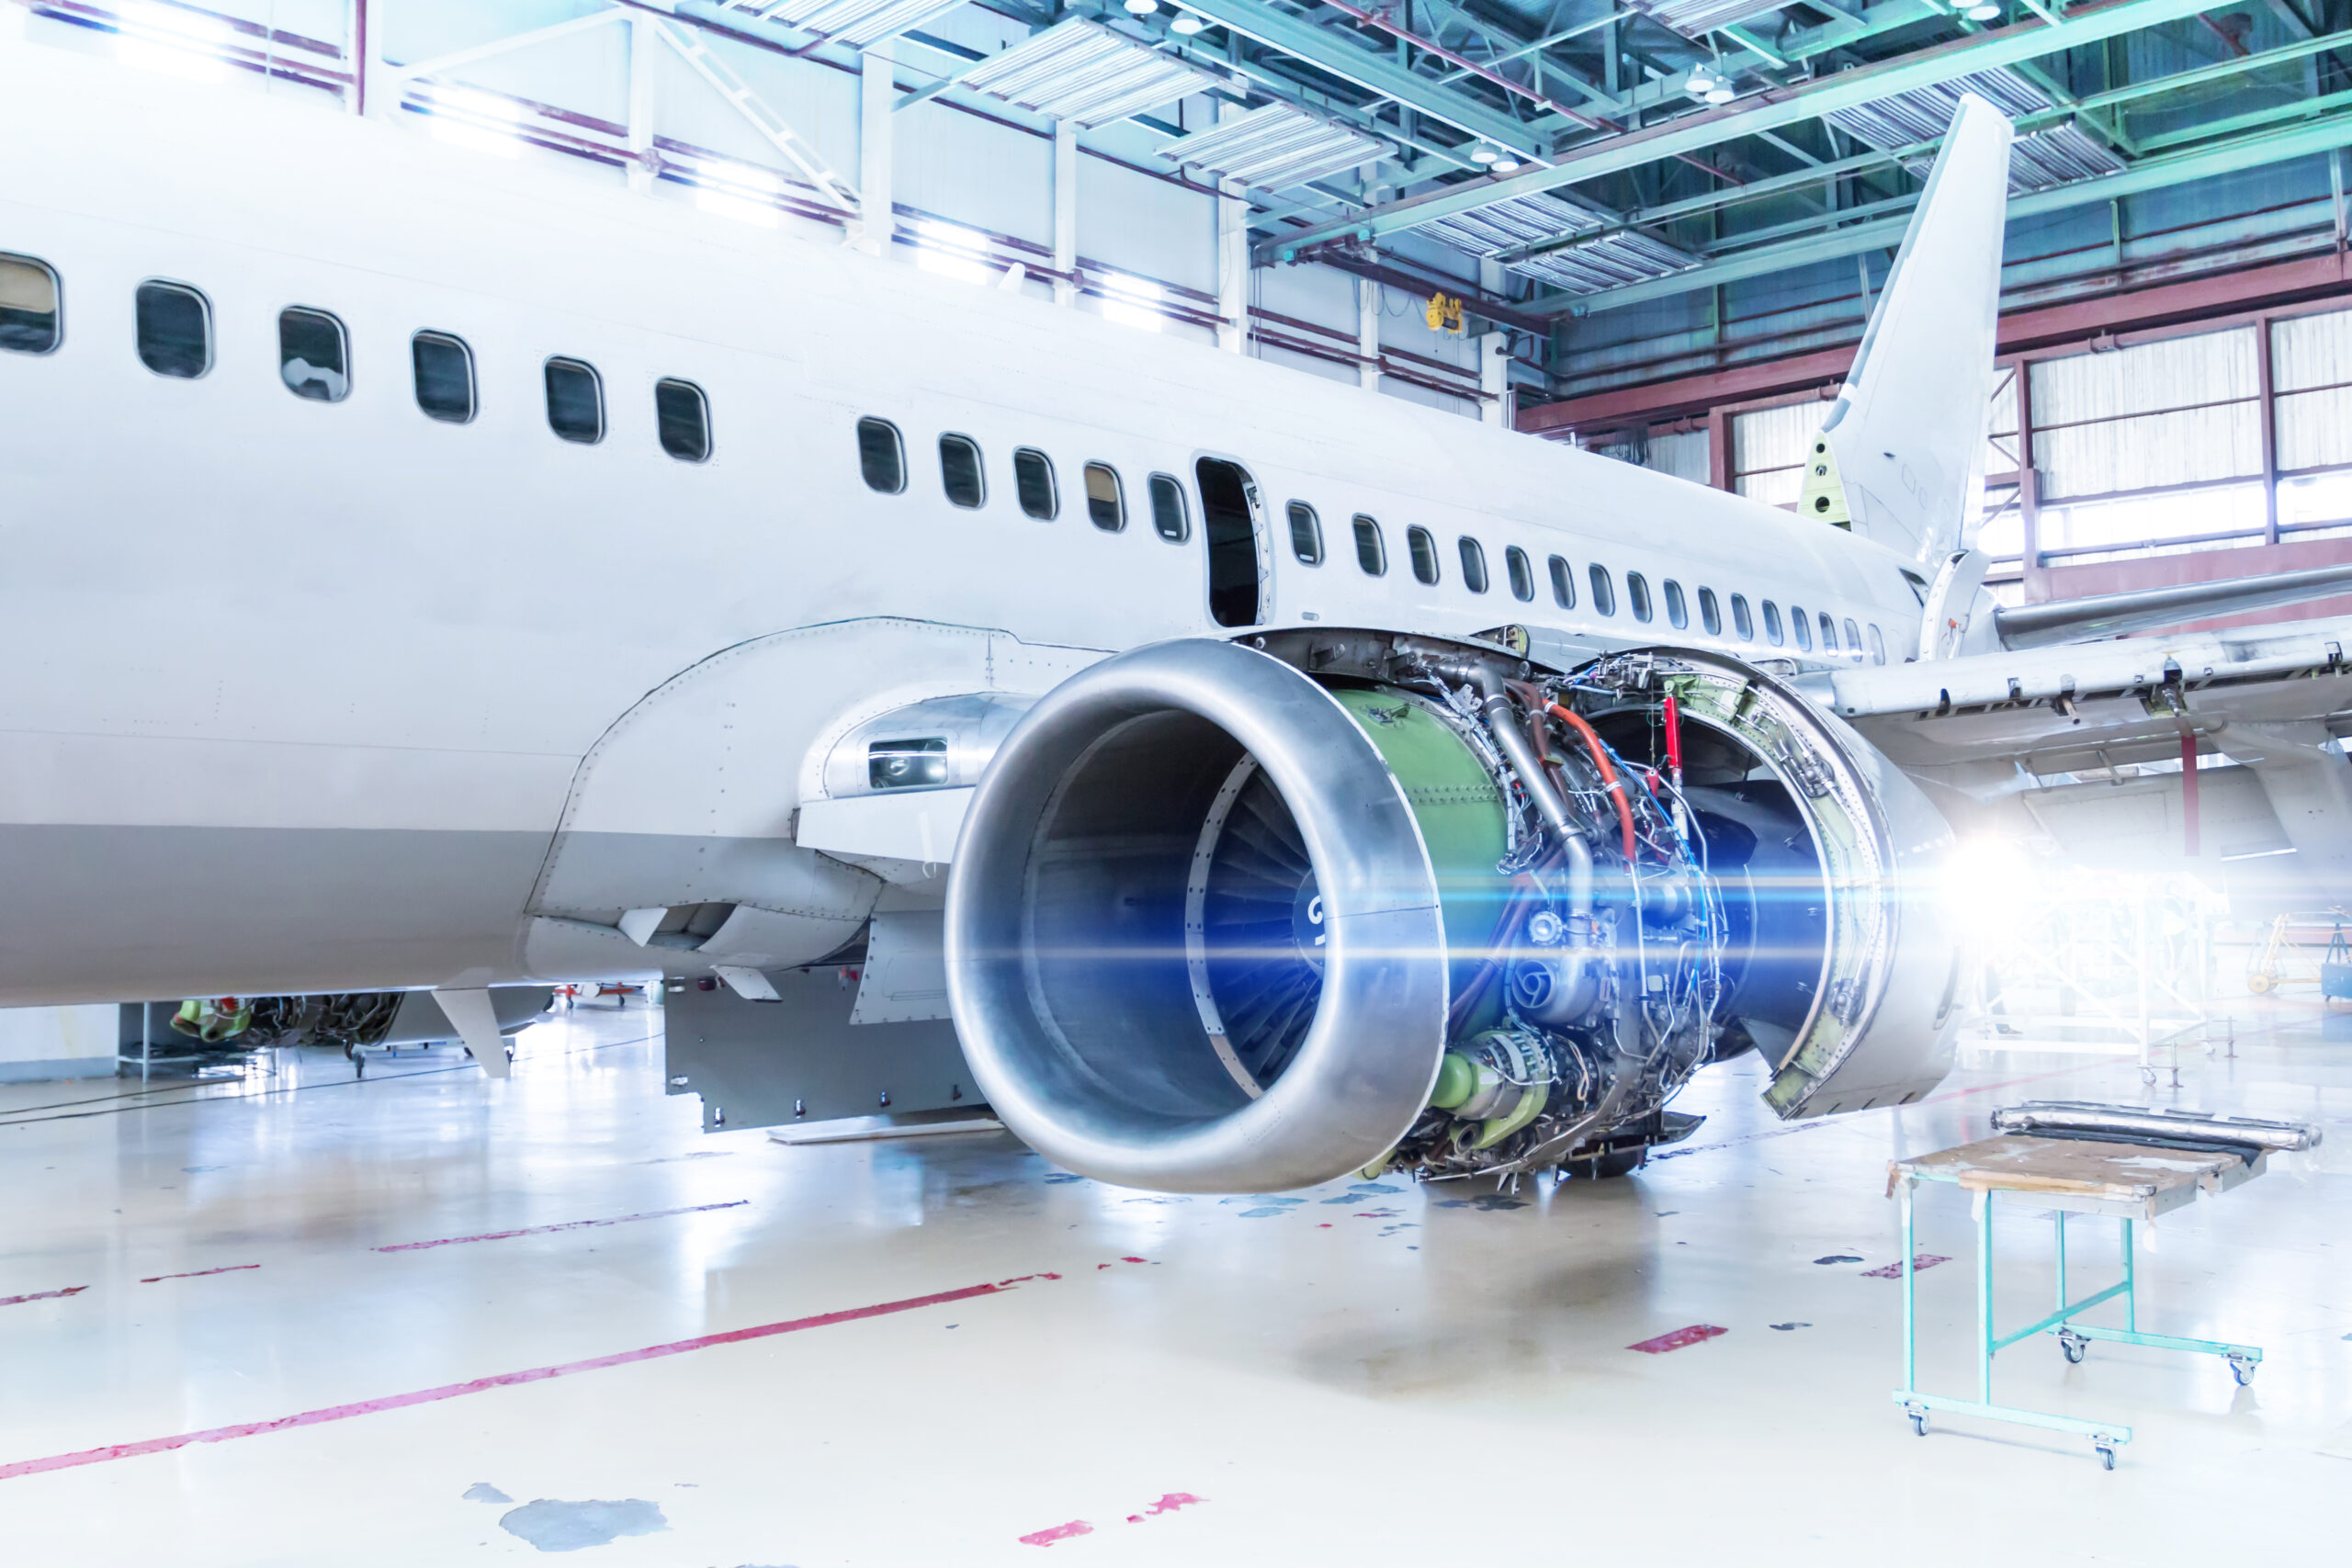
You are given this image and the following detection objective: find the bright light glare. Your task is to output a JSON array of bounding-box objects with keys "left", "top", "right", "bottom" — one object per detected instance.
[
  {"left": 695, "top": 188, "right": 780, "bottom": 228},
  {"left": 116, "top": 2, "right": 240, "bottom": 82},
  {"left": 1100, "top": 272, "right": 1163, "bottom": 333},
  {"left": 1945, "top": 834, "right": 2039, "bottom": 940},
  {"left": 914, "top": 219, "right": 995, "bottom": 285},
  {"left": 425, "top": 85, "right": 526, "bottom": 158}
]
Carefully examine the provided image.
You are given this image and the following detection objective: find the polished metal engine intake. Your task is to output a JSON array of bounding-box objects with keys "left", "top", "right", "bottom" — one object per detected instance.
[{"left": 945, "top": 639, "right": 1464, "bottom": 1192}]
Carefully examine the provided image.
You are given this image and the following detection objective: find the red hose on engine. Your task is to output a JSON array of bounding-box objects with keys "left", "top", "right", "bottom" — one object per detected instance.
[{"left": 1545, "top": 703, "right": 1639, "bottom": 863}]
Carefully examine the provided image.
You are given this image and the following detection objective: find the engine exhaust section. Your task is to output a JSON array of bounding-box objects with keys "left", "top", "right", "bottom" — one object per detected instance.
[{"left": 945, "top": 632, "right": 1962, "bottom": 1193}]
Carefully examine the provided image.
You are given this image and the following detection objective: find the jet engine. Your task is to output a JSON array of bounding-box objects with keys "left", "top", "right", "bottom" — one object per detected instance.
[{"left": 944, "top": 632, "right": 1962, "bottom": 1192}]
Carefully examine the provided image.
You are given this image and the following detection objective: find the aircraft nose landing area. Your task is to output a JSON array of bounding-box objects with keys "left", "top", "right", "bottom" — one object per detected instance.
[{"left": 0, "top": 1007, "right": 2345, "bottom": 1565}]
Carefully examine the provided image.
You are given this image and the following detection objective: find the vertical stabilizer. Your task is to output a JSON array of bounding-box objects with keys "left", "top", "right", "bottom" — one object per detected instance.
[{"left": 1797, "top": 96, "right": 2014, "bottom": 565}]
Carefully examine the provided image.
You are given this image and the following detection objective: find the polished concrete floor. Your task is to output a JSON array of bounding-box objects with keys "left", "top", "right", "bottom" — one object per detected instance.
[{"left": 2, "top": 997, "right": 2346, "bottom": 1565}]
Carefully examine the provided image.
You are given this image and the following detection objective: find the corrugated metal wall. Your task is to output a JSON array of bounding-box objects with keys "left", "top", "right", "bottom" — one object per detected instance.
[{"left": 2030, "top": 328, "right": 2262, "bottom": 501}]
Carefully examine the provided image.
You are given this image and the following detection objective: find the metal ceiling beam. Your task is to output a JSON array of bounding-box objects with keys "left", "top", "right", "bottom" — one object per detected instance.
[
  {"left": 1170, "top": 0, "right": 1555, "bottom": 153},
  {"left": 1529, "top": 108, "right": 2352, "bottom": 315},
  {"left": 1262, "top": 0, "right": 2245, "bottom": 260},
  {"left": 1505, "top": 25, "right": 2352, "bottom": 260}
]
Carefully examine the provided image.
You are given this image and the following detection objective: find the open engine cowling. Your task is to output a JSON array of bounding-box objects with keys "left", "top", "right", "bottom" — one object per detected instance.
[{"left": 944, "top": 633, "right": 1962, "bottom": 1193}]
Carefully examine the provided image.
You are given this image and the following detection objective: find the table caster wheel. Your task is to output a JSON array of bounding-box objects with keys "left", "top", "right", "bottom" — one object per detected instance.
[
  {"left": 2228, "top": 1354, "right": 2256, "bottom": 1386},
  {"left": 2094, "top": 1440, "right": 2117, "bottom": 1471},
  {"left": 2059, "top": 1330, "right": 2086, "bottom": 1364},
  {"left": 1908, "top": 1407, "right": 1928, "bottom": 1438}
]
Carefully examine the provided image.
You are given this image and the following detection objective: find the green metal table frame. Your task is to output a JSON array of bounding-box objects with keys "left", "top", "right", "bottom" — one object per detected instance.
[{"left": 1889, "top": 1172, "right": 2262, "bottom": 1470}]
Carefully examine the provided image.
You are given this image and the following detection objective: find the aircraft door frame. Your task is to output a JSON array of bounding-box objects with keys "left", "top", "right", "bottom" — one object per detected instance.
[{"left": 1194, "top": 454, "right": 1269, "bottom": 628}]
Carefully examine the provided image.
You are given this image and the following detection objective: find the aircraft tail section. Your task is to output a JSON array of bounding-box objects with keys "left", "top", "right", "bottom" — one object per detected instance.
[{"left": 1798, "top": 95, "right": 2014, "bottom": 566}]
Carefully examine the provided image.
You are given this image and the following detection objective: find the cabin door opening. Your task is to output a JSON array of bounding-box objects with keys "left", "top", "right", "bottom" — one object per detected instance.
[{"left": 1197, "top": 457, "right": 1266, "bottom": 628}]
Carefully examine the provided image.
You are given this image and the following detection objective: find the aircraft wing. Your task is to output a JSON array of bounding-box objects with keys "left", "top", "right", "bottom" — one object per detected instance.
[
  {"left": 1818, "top": 615, "right": 2352, "bottom": 776},
  {"left": 1816, "top": 615, "right": 2352, "bottom": 887}
]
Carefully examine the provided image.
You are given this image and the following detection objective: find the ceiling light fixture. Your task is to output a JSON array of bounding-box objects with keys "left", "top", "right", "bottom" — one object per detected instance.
[
  {"left": 1963, "top": 1, "right": 2002, "bottom": 16},
  {"left": 1124, "top": 0, "right": 1159, "bottom": 14},
  {"left": 1685, "top": 64, "right": 1717, "bottom": 96},
  {"left": 1170, "top": 11, "right": 1205, "bottom": 32},
  {"left": 1489, "top": 156, "right": 1521, "bottom": 173},
  {"left": 1469, "top": 145, "right": 1498, "bottom": 164},
  {"left": 1705, "top": 82, "right": 1735, "bottom": 104}
]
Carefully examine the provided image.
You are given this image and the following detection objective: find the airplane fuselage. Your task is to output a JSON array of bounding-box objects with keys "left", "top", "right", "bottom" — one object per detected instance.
[{"left": 0, "top": 48, "right": 1928, "bottom": 1006}]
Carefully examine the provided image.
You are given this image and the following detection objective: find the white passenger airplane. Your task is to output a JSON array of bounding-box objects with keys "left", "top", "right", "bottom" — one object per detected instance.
[{"left": 6, "top": 43, "right": 2349, "bottom": 1187}]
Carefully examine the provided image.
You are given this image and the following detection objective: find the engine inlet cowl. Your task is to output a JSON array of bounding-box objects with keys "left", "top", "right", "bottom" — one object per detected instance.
[{"left": 944, "top": 639, "right": 1459, "bottom": 1192}]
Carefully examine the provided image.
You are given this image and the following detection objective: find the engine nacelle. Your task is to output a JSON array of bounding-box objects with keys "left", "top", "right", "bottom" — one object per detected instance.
[{"left": 945, "top": 633, "right": 1962, "bottom": 1192}]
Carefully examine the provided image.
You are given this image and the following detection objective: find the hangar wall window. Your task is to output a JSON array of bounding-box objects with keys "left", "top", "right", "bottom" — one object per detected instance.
[
  {"left": 1698, "top": 587, "right": 1721, "bottom": 636},
  {"left": 1663, "top": 579, "right": 1687, "bottom": 629},
  {"left": 1548, "top": 555, "right": 1575, "bottom": 608},
  {"left": 656, "top": 378, "right": 711, "bottom": 462},
  {"left": 135, "top": 280, "right": 210, "bottom": 378},
  {"left": 857, "top": 417, "right": 906, "bottom": 493},
  {"left": 1148, "top": 473, "right": 1189, "bottom": 541},
  {"left": 412, "top": 332, "right": 475, "bottom": 423},
  {"left": 1084, "top": 462, "right": 1124, "bottom": 530},
  {"left": 1819, "top": 614, "right": 1839, "bottom": 654},
  {"left": 1458, "top": 536, "right": 1488, "bottom": 593},
  {"left": 1288, "top": 502, "right": 1322, "bottom": 564},
  {"left": 1408, "top": 526, "right": 1440, "bottom": 585},
  {"left": 1627, "top": 571, "right": 1653, "bottom": 623},
  {"left": 1506, "top": 546, "right": 1533, "bottom": 602},
  {"left": 543, "top": 356, "right": 603, "bottom": 444},
  {"left": 1868, "top": 623, "right": 1887, "bottom": 664},
  {"left": 1013, "top": 448, "right": 1057, "bottom": 519},
  {"left": 277, "top": 308, "right": 348, "bottom": 402},
  {"left": 0, "top": 254, "right": 61, "bottom": 354},
  {"left": 1730, "top": 593, "right": 1753, "bottom": 640},
  {"left": 1588, "top": 564, "right": 1614, "bottom": 615},
  {"left": 1790, "top": 605, "right": 1813, "bottom": 650},
  {"left": 1762, "top": 601, "right": 1783, "bottom": 645},
  {"left": 940, "top": 434, "right": 985, "bottom": 508},
  {"left": 1352, "top": 514, "right": 1385, "bottom": 575}
]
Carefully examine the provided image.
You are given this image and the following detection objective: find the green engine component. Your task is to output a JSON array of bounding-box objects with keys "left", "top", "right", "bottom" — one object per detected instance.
[
  {"left": 1329, "top": 687, "right": 1512, "bottom": 1015},
  {"left": 1429, "top": 1050, "right": 1478, "bottom": 1111}
]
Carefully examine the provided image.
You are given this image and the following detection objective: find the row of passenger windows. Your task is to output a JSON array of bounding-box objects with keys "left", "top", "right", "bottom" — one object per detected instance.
[
  {"left": 0, "top": 252, "right": 714, "bottom": 461},
  {"left": 852, "top": 413, "right": 1888, "bottom": 663}
]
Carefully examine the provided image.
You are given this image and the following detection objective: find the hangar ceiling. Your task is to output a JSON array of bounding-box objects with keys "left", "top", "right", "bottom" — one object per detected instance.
[{"left": 32, "top": 0, "right": 2352, "bottom": 410}]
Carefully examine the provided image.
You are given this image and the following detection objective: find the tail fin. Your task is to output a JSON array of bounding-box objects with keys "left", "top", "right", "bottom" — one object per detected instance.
[{"left": 1797, "top": 94, "right": 2014, "bottom": 566}]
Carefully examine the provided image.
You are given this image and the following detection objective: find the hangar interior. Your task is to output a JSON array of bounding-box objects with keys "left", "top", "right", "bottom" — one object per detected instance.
[{"left": 3, "top": 0, "right": 2351, "bottom": 1561}]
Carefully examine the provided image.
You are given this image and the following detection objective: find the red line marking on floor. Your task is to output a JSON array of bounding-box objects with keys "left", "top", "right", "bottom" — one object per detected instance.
[
  {"left": 371, "top": 1200, "right": 749, "bottom": 1252},
  {"left": 1862, "top": 1254, "right": 1951, "bottom": 1279},
  {"left": 1629, "top": 1324, "right": 1728, "bottom": 1354},
  {"left": 0, "top": 1276, "right": 1036, "bottom": 1483},
  {"left": 1120, "top": 1256, "right": 1146, "bottom": 1263},
  {"left": 0, "top": 1287, "right": 86, "bottom": 1308},
  {"left": 139, "top": 1265, "right": 260, "bottom": 1284},
  {"left": 1020, "top": 1520, "right": 1093, "bottom": 1547}
]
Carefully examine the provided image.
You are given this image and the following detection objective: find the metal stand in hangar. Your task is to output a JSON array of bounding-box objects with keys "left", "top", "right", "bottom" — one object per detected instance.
[{"left": 1887, "top": 1102, "right": 2320, "bottom": 1469}]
